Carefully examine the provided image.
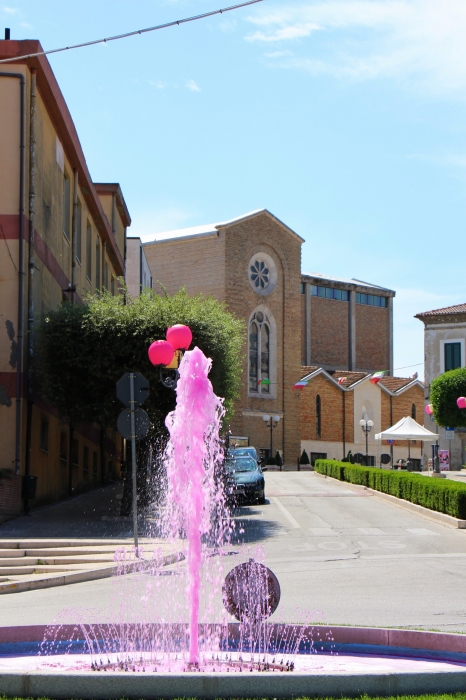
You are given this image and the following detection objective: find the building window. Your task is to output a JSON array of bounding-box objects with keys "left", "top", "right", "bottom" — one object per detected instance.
[
  {"left": 249, "top": 311, "right": 270, "bottom": 393},
  {"left": 111, "top": 276, "right": 115, "bottom": 295},
  {"left": 83, "top": 446, "right": 89, "bottom": 482},
  {"left": 316, "top": 394, "right": 321, "bottom": 437},
  {"left": 39, "top": 415, "right": 49, "bottom": 453},
  {"left": 60, "top": 431, "right": 67, "bottom": 466},
  {"left": 311, "top": 451, "right": 327, "bottom": 467},
  {"left": 62, "top": 172, "right": 71, "bottom": 240},
  {"left": 75, "top": 200, "right": 82, "bottom": 263},
  {"left": 86, "top": 222, "right": 92, "bottom": 281},
  {"left": 248, "top": 252, "right": 278, "bottom": 296},
  {"left": 96, "top": 238, "right": 101, "bottom": 290},
  {"left": 300, "top": 283, "right": 305, "bottom": 294},
  {"left": 356, "top": 292, "right": 388, "bottom": 307},
  {"left": 411, "top": 403, "right": 416, "bottom": 420},
  {"left": 311, "top": 285, "right": 349, "bottom": 301},
  {"left": 104, "top": 259, "right": 108, "bottom": 290},
  {"left": 445, "top": 342, "right": 461, "bottom": 372},
  {"left": 92, "top": 451, "right": 98, "bottom": 481}
]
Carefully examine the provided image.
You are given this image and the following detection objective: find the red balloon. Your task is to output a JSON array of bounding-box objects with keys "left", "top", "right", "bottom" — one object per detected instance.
[
  {"left": 148, "top": 340, "right": 174, "bottom": 367},
  {"left": 457, "top": 397, "right": 466, "bottom": 409},
  {"left": 166, "top": 324, "right": 192, "bottom": 351}
]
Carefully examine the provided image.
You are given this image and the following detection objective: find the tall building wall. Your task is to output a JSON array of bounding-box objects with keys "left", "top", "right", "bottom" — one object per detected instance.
[{"left": 144, "top": 233, "right": 226, "bottom": 301}]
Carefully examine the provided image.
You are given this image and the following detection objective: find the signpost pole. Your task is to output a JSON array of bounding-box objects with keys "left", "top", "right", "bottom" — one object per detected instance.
[{"left": 129, "top": 372, "right": 139, "bottom": 553}]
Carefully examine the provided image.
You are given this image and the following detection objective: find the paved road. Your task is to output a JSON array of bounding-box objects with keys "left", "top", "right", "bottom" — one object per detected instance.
[{"left": 1, "top": 472, "right": 466, "bottom": 632}]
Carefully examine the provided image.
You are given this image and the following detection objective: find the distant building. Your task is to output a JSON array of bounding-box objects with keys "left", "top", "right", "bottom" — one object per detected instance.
[
  {"left": 298, "top": 368, "right": 424, "bottom": 467},
  {"left": 301, "top": 274, "right": 395, "bottom": 373},
  {"left": 0, "top": 38, "right": 130, "bottom": 519},
  {"left": 416, "top": 303, "right": 466, "bottom": 470},
  {"left": 126, "top": 237, "right": 152, "bottom": 297},
  {"left": 143, "top": 210, "right": 396, "bottom": 466}
]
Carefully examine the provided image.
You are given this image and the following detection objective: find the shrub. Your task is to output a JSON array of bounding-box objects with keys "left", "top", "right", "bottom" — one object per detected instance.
[
  {"left": 314, "top": 459, "right": 466, "bottom": 519},
  {"left": 266, "top": 456, "right": 277, "bottom": 466},
  {"left": 275, "top": 451, "right": 283, "bottom": 468},
  {"left": 300, "top": 450, "right": 310, "bottom": 465}
]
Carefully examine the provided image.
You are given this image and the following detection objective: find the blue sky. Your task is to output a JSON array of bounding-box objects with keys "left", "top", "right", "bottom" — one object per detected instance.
[{"left": 4, "top": 0, "right": 466, "bottom": 379}]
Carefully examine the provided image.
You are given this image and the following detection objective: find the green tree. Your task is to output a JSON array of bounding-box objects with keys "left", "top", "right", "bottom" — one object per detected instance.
[
  {"left": 431, "top": 368, "right": 466, "bottom": 428},
  {"left": 300, "top": 449, "right": 310, "bottom": 465},
  {"left": 37, "top": 288, "right": 244, "bottom": 431}
]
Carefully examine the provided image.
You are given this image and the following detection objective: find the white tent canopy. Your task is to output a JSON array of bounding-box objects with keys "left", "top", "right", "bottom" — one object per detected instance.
[{"left": 375, "top": 416, "right": 439, "bottom": 441}]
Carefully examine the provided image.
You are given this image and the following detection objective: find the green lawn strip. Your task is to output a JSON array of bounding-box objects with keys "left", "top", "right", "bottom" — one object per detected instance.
[
  {"left": 2, "top": 695, "right": 466, "bottom": 700},
  {"left": 314, "top": 459, "right": 466, "bottom": 519}
]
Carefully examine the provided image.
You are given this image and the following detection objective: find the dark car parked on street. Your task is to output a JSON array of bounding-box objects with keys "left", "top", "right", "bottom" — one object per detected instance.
[{"left": 224, "top": 455, "right": 266, "bottom": 505}]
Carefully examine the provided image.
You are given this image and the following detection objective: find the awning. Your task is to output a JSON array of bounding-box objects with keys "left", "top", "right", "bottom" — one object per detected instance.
[{"left": 375, "top": 416, "right": 439, "bottom": 441}]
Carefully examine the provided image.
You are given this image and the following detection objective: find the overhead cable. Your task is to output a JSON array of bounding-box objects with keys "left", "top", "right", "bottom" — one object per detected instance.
[{"left": 0, "top": 0, "right": 263, "bottom": 64}]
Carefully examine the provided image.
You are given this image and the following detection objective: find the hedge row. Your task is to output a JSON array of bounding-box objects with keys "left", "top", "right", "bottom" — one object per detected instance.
[{"left": 314, "top": 459, "right": 466, "bottom": 520}]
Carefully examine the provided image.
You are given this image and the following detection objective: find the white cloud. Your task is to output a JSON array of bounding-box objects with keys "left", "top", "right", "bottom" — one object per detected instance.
[
  {"left": 20, "top": 22, "right": 33, "bottom": 29},
  {"left": 186, "top": 79, "right": 200, "bottom": 92},
  {"left": 245, "top": 1, "right": 466, "bottom": 96},
  {"left": 264, "top": 50, "right": 293, "bottom": 58},
  {"left": 149, "top": 80, "right": 166, "bottom": 89},
  {"left": 3, "top": 6, "right": 19, "bottom": 14}
]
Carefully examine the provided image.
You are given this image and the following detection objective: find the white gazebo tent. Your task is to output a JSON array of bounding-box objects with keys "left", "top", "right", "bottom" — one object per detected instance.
[{"left": 375, "top": 415, "right": 439, "bottom": 464}]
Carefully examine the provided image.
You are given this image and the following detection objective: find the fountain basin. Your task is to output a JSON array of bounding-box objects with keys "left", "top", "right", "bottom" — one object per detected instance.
[{"left": 1, "top": 623, "right": 466, "bottom": 698}]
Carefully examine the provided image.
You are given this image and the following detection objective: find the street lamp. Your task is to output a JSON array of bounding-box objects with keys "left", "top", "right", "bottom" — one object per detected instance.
[
  {"left": 359, "top": 418, "right": 374, "bottom": 466},
  {"left": 263, "top": 414, "right": 280, "bottom": 468}
]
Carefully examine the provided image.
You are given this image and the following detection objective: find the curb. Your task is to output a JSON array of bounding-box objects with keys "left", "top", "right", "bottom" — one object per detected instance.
[
  {"left": 1, "top": 624, "right": 466, "bottom": 699},
  {"left": 0, "top": 551, "right": 184, "bottom": 595},
  {"left": 314, "top": 471, "right": 466, "bottom": 528}
]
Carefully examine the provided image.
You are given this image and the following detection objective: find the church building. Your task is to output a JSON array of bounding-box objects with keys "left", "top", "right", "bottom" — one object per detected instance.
[{"left": 143, "top": 209, "right": 395, "bottom": 467}]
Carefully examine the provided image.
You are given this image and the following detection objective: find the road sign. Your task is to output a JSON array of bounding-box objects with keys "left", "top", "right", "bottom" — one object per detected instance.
[
  {"left": 387, "top": 439, "right": 395, "bottom": 445},
  {"left": 116, "top": 372, "right": 149, "bottom": 407},
  {"left": 445, "top": 427, "right": 455, "bottom": 440},
  {"left": 117, "top": 408, "right": 150, "bottom": 440}
]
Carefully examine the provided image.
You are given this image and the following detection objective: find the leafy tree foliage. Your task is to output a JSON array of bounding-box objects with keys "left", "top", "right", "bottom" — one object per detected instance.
[
  {"left": 37, "top": 288, "right": 244, "bottom": 432},
  {"left": 431, "top": 368, "right": 466, "bottom": 428}
]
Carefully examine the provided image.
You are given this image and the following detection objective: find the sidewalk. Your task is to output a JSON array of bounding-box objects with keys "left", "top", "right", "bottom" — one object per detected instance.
[
  {"left": 0, "top": 482, "right": 131, "bottom": 539},
  {"left": 0, "top": 483, "right": 184, "bottom": 593}
]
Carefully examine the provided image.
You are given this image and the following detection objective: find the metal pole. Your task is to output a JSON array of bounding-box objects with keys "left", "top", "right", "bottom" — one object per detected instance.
[
  {"left": 365, "top": 427, "right": 368, "bottom": 466},
  {"left": 129, "top": 373, "right": 139, "bottom": 552}
]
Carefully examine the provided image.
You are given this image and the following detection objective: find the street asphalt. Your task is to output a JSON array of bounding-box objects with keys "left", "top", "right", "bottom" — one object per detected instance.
[{"left": 1, "top": 472, "right": 466, "bottom": 632}]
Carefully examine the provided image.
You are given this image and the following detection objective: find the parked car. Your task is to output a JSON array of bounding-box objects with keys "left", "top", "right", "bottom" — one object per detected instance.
[
  {"left": 224, "top": 455, "right": 266, "bottom": 505},
  {"left": 228, "top": 446, "right": 260, "bottom": 463}
]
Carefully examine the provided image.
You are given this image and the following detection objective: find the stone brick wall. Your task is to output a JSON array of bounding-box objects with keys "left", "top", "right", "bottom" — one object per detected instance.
[
  {"left": 380, "top": 384, "right": 424, "bottom": 448},
  {"left": 143, "top": 233, "right": 226, "bottom": 300},
  {"left": 356, "top": 305, "right": 389, "bottom": 370},
  {"left": 310, "top": 297, "right": 349, "bottom": 368},
  {"left": 301, "top": 374, "right": 354, "bottom": 444},
  {"left": 224, "top": 212, "right": 302, "bottom": 466}
]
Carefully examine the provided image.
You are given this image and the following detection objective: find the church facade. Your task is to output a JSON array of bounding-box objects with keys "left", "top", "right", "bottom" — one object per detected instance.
[{"left": 143, "top": 209, "right": 395, "bottom": 467}]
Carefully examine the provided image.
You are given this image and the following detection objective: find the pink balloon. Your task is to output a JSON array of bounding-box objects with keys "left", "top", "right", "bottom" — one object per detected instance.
[
  {"left": 425, "top": 404, "right": 434, "bottom": 415},
  {"left": 166, "top": 324, "right": 192, "bottom": 351},
  {"left": 457, "top": 397, "right": 466, "bottom": 409},
  {"left": 148, "top": 340, "right": 174, "bottom": 367}
]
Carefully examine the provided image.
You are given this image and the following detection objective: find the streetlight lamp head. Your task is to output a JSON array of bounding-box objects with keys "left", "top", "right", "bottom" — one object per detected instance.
[
  {"left": 273, "top": 415, "right": 280, "bottom": 423},
  {"left": 262, "top": 414, "right": 270, "bottom": 423},
  {"left": 367, "top": 420, "right": 374, "bottom": 428},
  {"left": 359, "top": 419, "right": 366, "bottom": 427}
]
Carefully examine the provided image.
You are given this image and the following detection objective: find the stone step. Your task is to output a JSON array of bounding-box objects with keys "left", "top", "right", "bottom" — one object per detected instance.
[
  {"left": 0, "top": 539, "right": 143, "bottom": 550},
  {"left": 0, "top": 555, "right": 118, "bottom": 567},
  {"left": 0, "top": 550, "right": 26, "bottom": 558}
]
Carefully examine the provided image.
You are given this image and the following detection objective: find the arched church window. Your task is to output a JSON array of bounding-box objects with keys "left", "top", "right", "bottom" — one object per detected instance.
[
  {"left": 411, "top": 403, "right": 416, "bottom": 420},
  {"left": 249, "top": 311, "right": 271, "bottom": 394},
  {"left": 316, "top": 395, "right": 321, "bottom": 437}
]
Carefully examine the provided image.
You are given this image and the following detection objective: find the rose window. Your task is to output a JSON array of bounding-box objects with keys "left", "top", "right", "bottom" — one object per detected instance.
[{"left": 250, "top": 260, "right": 269, "bottom": 290}]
